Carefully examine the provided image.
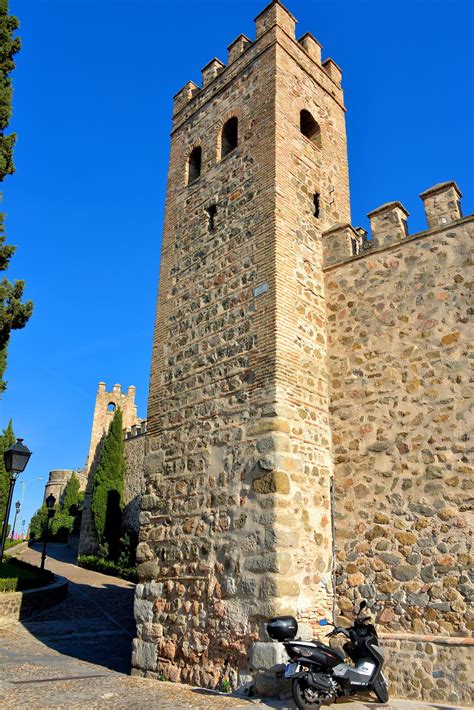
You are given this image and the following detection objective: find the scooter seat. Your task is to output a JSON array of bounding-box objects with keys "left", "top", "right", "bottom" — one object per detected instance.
[{"left": 313, "top": 641, "right": 345, "bottom": 663}]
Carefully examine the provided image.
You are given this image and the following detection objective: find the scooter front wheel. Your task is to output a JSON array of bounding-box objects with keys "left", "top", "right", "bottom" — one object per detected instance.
[
  {"left": 372, "top": 673, "right": 389, "bottom": 703},
  {"left": 292, "top": 678, "right": 324, "bottom": 709}
]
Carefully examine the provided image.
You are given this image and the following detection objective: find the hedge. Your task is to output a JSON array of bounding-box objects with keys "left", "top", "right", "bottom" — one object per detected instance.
[{"left": 77, "top": 555, "right": 137, "bottom": 582}]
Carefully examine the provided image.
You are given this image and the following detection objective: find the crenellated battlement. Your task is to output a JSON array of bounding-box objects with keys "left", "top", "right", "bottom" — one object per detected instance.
[
  {"left": 172, "top": 0, "right": 341, "bottom": 120},
  {"left": 322, "top": 181, "right": 467, "bottom": 267},
  {"left": 124, "top": 419, "right": 147, "bottom": 440}
]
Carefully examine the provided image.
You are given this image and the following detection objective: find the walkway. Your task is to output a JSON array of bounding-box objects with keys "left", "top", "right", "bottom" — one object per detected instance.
[{"left": 0, "top": 544, "right": 468, "bottom": 709}]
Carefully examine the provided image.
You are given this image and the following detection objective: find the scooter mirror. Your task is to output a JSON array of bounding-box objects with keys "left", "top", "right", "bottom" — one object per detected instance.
[
  {"left": 319, "top": 619, "right": 329, "bottom": 626},
  {"left": 358, "top": 600, "right": 367, "bottom": 613}
]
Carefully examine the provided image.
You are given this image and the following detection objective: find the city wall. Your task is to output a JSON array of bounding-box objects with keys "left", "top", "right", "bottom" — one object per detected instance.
[{"left": 324, "top": 185, "right": 473, "bottom": 704}]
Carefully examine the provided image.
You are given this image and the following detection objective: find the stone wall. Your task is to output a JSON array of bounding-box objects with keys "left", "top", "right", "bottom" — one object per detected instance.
[
  {"left": 325, "top": 200, "right": 473, "bottom": 703},
  {"left": 379, "top": 635, "right": 473, "bottom": 705},
  {"left": 326, "top": 212, "right": 473, "bottom": 635},
  {"left": 0, "top": 575, "right": 68, "bottom": 623}
]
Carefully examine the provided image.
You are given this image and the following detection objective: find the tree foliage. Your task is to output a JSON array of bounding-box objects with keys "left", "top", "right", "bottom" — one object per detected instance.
[
  {"left": 0, "top": 0, "right": 20, "bottom": 178},
  {"left": 62, "top": 471, "right": 81, "bottom": 514},
  {"left": 0, "top": 417, "right": 14, "bottom": 528},
  {"left": 0, "top": 1, "right": 33, "bottom": 394},
  {"left": 91, "top": 408, "right": 125, "bottom": 559},
  {"left": 29, "top": 472, "right": 84, "bottom": 542}
]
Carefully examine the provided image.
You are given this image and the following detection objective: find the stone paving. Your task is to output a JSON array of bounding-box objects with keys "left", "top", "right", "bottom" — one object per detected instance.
[{"left": 0, "top": 544, "right": 469, "bottom": 709}]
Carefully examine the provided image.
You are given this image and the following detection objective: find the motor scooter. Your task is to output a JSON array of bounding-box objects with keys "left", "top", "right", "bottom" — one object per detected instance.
[{"left": 266, "top": 600, "right": 389, "bottom": 709}]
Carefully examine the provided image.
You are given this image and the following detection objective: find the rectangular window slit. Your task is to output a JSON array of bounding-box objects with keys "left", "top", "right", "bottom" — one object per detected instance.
[
  {"left": 313, "top": 192, "right": 320, "bottom": 218},
  {"left": 206, "top": 204, "right": 217, "bottom": 233}
]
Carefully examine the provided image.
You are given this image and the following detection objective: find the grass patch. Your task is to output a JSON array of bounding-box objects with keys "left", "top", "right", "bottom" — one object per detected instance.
[
  {"left": 0, "top": 557, "right": 54, "bottom": 593},
  {"left": 77, "top": 555, "right": 137, "bottom": 582},
  {"left": 4, "top": 539, "right": 25, "bottom": 550}
]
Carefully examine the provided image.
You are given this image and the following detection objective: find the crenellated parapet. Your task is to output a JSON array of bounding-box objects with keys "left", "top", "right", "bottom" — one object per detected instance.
[
  {"left": 322, "top": 181, "right": 467, "bottom": 267},
  {"left": 172, "top": 0, "right": 343, "bottom": 121},
  {"left": 124, "top": 419, "right": 147, "bottom": 440},
  {"left": 420, "top": 181, "right": 462, "bottom": 228}
]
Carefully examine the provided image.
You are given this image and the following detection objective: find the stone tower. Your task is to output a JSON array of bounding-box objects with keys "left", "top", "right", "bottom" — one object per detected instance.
[
  {"left": 78, "top": 381, "right": 140, "bottom": 554},
  {"left": 134, "top": 0, "right": 350, "bottom": 687}
]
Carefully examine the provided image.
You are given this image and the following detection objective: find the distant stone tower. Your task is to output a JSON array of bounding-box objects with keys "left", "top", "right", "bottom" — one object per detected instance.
[
  {"left": 134, "top": 0, "right": 350, "bottom": 687},
  {"left": 78, "top": 382, "right": 140, "bottom": 554},
  {"left": 43, "top": 469, "right": 87, "bottom": 505}
]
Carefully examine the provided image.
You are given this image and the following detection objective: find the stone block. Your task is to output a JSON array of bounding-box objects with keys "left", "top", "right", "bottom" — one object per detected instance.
[
  {"left": 134, "top": 598, "right": 154, "bottom": 624},
  {"left": 252, "top": 471, "right": 290, "bottom": 495},
  {"left": 250, "top": 642, "right": 288, "bottom": 670},
  {"left": 132, "top": 639, "right": 157, "bottom": 671}
]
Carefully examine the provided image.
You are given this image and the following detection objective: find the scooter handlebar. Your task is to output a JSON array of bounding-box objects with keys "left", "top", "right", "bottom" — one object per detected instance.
[{"left": 326, "top": 627, "right": 350, "bottom": 638}]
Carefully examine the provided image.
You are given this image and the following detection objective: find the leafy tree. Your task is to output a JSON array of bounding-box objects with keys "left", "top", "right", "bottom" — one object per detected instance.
[
  {"left": 91, "top": 408, "right": 125, "bottom": 559},
  {"left": 50, "top": 508, "right": 74, "bottom": 542},
  {"left": 0, "top": 1, "right": 33, "bottom": 393},
  {"left": 29, "top": 504, "right": 46, "bottom": 540},
  {"left": 0, "top": 418, "right": 14, "bottom": 529}
]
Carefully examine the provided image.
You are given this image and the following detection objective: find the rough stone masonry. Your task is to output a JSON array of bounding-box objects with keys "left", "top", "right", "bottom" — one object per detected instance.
[{"left": 132, "top": 1, "right": 473, "bottom": 703}]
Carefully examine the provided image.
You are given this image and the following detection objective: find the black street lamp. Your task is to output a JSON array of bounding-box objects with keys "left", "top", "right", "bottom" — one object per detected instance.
[
  {"left": 10, "top": 500, "right": 21, "bottom": 541},
  {"left": 40, "top": 493, "right": 56, "bottom": 571},
  {"left": 0, "top": 438, "right": 32, "bottom": 562}
]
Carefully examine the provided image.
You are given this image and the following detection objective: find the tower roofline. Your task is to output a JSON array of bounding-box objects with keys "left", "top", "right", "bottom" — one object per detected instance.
[
  {"left": 298, "top": 31, "right": 323, "bottom": 49},
  {"left": 254, "top": 0, "right": 297, "bottom": 24},
  {"left": 172, "top": 4, "right": 345, "bottom": 128}
]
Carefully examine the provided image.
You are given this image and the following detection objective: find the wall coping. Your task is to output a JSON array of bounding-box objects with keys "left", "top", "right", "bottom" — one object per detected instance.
[
  {"left": 323, "top": 214, "right": 474, "bottom": 272},
  {"left": 379, "top": 632, "right": 474, "bottom": 647},
  {"left": 0, "top": 573, "right": 68, "bottom": 623}
]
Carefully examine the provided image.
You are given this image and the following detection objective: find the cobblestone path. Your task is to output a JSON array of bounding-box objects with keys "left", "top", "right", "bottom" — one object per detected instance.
[{"left": 0, "top": 544, "right": 468, "bottom": 709}]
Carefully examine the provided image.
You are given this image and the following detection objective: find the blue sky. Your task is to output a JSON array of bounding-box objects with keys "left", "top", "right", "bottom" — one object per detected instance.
[{"left": 2, "top": 0, "right": 473, "bottom": 528}]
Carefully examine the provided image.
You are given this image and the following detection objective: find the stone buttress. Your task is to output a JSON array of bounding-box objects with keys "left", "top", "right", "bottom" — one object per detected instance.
[{"left": 133, "top": 0, "right": 349, "bottom": 688}]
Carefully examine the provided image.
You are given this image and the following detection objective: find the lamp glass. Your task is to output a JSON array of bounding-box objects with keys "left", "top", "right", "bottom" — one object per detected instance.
[
  {"left": 3, "top": 438, "right": 32, "bottom": 474},
  {"left": 45, "top": 494, "right": 56, "bottom": 509}
]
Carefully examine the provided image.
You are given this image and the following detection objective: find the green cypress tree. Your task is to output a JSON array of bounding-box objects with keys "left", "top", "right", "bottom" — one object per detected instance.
[
  {"left": 0, "top": 417, "right": 14, "bottom": 529},
  {"left": 0, "top": 1, "right": 33, "bottom": 394},
  {"left": 91, "top": 408, "right": 125, "bottom": 558},
  {"left": 61, "top": 472, "right": 81, "bottom": 514}
]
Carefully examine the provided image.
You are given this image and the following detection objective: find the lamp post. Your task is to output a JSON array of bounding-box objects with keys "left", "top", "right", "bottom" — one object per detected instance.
[
  {"left": 10, "top": 500, "right": 21, "bottom": 541},
  {"left": 0, "top": 438, "right": 32, "bottom": 562},
  {"left": 40, "top": 493, "right": 56, "bottom": 571},
  {"left": 21, "top": 519, "right": 26, "bottom": 539}
]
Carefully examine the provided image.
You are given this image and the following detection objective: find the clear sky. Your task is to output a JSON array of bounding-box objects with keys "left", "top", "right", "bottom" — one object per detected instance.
[{"left": 2, "top": 0, "right": 473, "bottom": 529}]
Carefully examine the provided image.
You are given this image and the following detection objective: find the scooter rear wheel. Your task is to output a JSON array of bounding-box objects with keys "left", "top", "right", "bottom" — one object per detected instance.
[
  {"left": 373, "top": 674, "right": 390, "bottom": 703},
  {"left": 292, "top": 678, "right": 323, "bottom": 709}
]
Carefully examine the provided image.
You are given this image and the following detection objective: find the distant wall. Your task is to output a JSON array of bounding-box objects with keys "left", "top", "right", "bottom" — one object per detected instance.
[{"left": 123, "top": 430, "right": 146, "bottom": 534}]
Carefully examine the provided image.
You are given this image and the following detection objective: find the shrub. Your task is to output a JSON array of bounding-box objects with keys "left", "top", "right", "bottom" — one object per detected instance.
[
  {"left": 77, "top": 555, "right": 137, "bottom": 582},
  {"left": 0, "top": 557, "right": 53, "bottom": 592}
]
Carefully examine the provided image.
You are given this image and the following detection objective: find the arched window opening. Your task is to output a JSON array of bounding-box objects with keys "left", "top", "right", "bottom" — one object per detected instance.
[
  {"left": 221, "top": 117, "right": 238, "bottom": 158},
  {"left": 107, "top": 402, "right": 116, "bottom": 412},
  {"left": 188, "top": 146, "right": 202, "bottom": 184},
  {"left": 300, "top": 109, "right": 321, "bottom": 147}
]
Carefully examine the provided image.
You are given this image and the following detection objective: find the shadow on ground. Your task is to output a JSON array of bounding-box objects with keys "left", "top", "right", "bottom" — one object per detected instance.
[{"left": 16, "top": 543, "right": 136, "bottom": 674}]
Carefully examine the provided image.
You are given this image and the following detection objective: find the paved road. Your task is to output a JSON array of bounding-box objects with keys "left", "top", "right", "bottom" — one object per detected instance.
[{"left": 0, "top": 544, "right": 468, "bottom": 709}]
